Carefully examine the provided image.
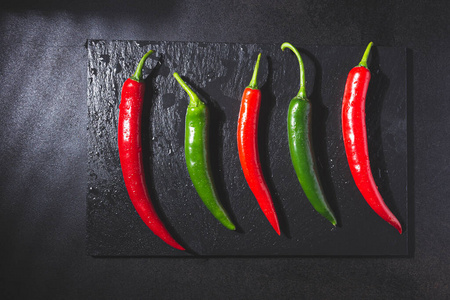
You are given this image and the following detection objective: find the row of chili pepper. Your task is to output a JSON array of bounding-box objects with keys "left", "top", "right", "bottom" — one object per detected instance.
[{"left": 117, "top": 42, "right": 402, "bottom": 251}]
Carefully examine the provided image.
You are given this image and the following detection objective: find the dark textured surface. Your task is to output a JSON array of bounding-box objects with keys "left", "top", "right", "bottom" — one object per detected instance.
[
  {"left": 87, "top": 41, "right": 408, "bottom": 256},
  {"left": 0, "top": 0, "right": 449, "bottom": 298}
]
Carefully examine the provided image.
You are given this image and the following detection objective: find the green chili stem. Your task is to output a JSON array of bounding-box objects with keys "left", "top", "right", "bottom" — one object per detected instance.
[
  {"left": 247, "top": 53, "right": 261, "bottom": 89},
  {"left": 281, "top": 42, "right": 306, "bottom": 99},
  {"left": 357, "top": 42, "right": 373, "bottom": 68},
  {"left": 130, "top": 50, "right": 154, "bottom": 82},
  {"left": 173, "top": 72, "right": 201, "bottom": 107}
]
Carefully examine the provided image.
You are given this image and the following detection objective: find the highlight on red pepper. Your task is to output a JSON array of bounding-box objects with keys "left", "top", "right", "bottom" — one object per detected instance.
[
  {"left": 237, "top": 53, "right": 281, "bottom": 235},
  {"left": 341, "top": 42, "right": 402, "bottom": 233},
  {"left": 281, "top": 42, "right": 337, "bottom": 226},
  {"left": 118, "top": 50, "right": 185, "bottom": 250},
  {"left": 173, "top": 72, "right": 236, "bottom": 231}
]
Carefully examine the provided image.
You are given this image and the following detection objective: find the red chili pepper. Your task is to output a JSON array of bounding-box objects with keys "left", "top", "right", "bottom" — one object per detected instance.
[
  {"left": 341, "top": 42, "right": 402, "bottom": 234},
  {"left": 237, "top": 53, "right": 280, "bottom": 235},
  {"left": 118, "top": 50, "right": 185, "bottom": 250}
]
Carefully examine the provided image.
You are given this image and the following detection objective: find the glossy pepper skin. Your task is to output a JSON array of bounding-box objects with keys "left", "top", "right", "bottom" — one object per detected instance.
[
  {"left": 118, "top": 51, "right": 185, "bottom": 250},
  {"left": 237, "top": 54, "right": 281, "bottom": 235},
  {"left": 281, "top": 42, "right": 337, "bottom": 226},
  {"left": 341, "top": 42, "right": 402, "bottom": 233},
  {"left": 173, "top": 73, "right": 236, "bottom": 230}
]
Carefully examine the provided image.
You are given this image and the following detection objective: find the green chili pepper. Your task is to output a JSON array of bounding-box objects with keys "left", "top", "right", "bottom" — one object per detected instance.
[
  {"left": 173, "top": 73, "right": 236, "bottom": 230},
  {"left": 281, "top": 42, "right": 337, "bottom": 226}
]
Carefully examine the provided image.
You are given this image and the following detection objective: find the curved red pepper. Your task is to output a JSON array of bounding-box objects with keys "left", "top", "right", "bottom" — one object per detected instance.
[
  {"left": 118, "top": 50, "right": 185, "bottom": 250},
  {"left": 237, "top": 53, "right": 281, "bottom": 235},
  {"left": 341, "top": 42, "right": 402, "bottom": 234}
]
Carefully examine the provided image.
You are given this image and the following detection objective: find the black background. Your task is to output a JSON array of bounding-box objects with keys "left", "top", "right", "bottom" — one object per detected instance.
[{"left": 0, "top": 0, "right": 448, "bottom": 298}]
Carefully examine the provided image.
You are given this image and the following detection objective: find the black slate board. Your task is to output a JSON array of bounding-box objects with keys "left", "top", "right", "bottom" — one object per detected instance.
[{"left": 86, "top": 40, "right": 408, "bottom": 256}]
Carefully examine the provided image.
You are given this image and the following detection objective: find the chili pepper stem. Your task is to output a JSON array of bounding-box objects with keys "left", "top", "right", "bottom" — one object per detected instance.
[
  {"left": 130, "top": 50, "right": 154, "bottom": 82},
  {"left": 357, "top": 42, "right": 373, "bottom": 68},
  {"left": 247, "top": 53, "right": 261, "bottom": 89},
  {"left": 281, "top": 42, "right": 307, "bottom": 99},
  {"left": 173, "top": 73, "right": 201, "bottom": 107}
]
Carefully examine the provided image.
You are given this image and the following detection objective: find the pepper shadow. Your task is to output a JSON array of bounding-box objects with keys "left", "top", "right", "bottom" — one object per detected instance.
[
  {"left": 172, "top": 76, "right": 242, "bottom": 234},
  {"left": 406, "top": 48, "right": 414, "bottom": 256},
  {"left": 141, "top": 56, "right": 193, "bottom": 254},
  {"left": 301, "top": 49, "right": 341, "bottom": 227},
  {"left": 259, "top": 56, "right": 291, "bottom": 238},
  {"left": 365, "top": 47, "right": 402, "bottom": 226}
]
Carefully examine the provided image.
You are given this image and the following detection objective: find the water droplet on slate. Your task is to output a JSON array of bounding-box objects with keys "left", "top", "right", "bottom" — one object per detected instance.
[
  {"left": 114, "top": 63, "right": 122, "bottom": 73},
  {"left": 100, "top": 54, "right": 110, "bottom": 64},
  {"left": 207, "top": 72, "right": 215, "bottom": 81},
  {"left": 136, "top": 41, "right": 151, "bottom": 47}
]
